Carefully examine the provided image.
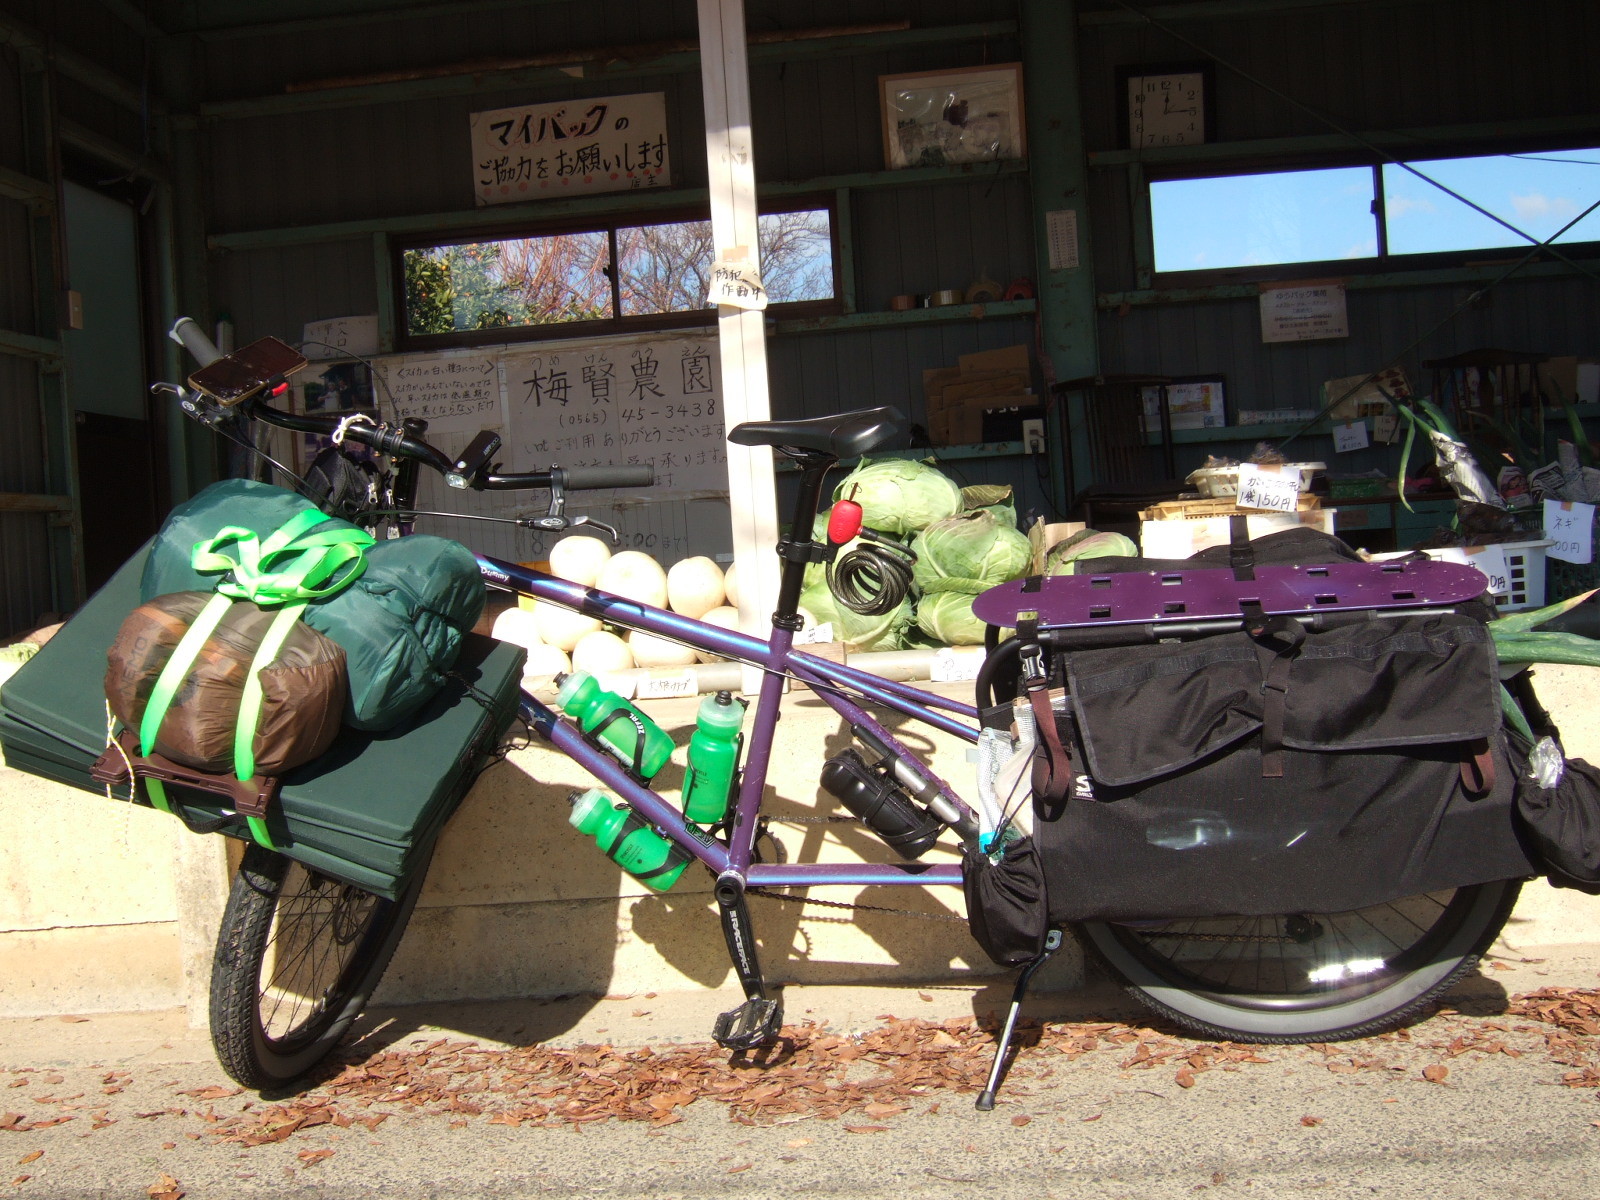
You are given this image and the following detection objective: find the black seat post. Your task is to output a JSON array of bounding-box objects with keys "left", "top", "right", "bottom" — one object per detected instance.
[{"left": 771, "top": 449, "right": 836, "bottom": 630}]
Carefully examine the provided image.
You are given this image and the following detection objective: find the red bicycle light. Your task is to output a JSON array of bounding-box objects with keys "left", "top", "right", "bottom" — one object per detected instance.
[
  {"left": 827, "top": 497, "right": 863, "bottom": 545},
  {"left": 269, "top": 381, "right": 290, "bottom": 397}
]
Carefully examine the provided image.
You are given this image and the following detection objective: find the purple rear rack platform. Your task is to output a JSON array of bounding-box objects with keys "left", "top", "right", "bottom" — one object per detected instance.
[{"left": 971, "top": 558, "right": 1488, "bottom": 631}]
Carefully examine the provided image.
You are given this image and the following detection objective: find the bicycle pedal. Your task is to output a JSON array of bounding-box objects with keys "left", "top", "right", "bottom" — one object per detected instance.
[{"left": 712, "top": 997, "right": 783, "bottom": 1050}]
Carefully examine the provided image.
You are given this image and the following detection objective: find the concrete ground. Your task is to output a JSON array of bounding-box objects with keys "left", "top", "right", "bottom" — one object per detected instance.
[{"left": 4, "top": 938, "right": 1599, "bottom": 1200}]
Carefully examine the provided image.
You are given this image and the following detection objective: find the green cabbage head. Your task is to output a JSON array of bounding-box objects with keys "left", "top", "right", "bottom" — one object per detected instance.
[
  {"left": 915, "top": 591, "right": 989, "bottom": 646},
  {"left": 910, "top": 510, "right": 1032, "bottom": 593},
  {"left": 798, "top": 579, "right": 914, "bottom": 652},
  {"left": 1044, "top": 529, "right": 1139, "bottom": 576},
  {"left": 831, "top": 458, "right": 962, "bottom": 536}
]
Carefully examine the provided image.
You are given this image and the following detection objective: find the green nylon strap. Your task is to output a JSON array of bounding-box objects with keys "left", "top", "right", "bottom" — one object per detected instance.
[
  {"left": 192, "top": 509, "right": 375, "bottom": 605},
  {"left": 139, "top": 591, "right": 235, "bottom": 759},
  {"left": 232, "top": 601, "right": 308, "bottom": 782}
]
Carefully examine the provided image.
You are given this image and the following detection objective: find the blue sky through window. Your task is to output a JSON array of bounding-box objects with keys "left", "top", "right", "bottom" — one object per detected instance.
[{"left": 1150, "top": 148, "right": 1600, "bottom": 273}]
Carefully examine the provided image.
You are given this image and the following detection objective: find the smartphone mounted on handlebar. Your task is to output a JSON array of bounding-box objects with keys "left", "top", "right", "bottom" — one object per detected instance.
[{"left": 188, "top": 336, "right": 308, "bottom": 406}]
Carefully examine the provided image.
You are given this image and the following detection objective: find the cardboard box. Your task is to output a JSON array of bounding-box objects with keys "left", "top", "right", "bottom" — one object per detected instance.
[
  {"left": 1139, "top": 510, "right": 1335, "bottom": 559},
  {"left": 923, "top": 345, "right": 1035, "bottom": 446},
  {"left": 1028, "top": 519, "right": 1088, "bottom": 575}
]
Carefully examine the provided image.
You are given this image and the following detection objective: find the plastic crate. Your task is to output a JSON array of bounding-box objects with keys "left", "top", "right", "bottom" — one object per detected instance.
[{"left": 1378, "top": 539, "right": 1551, "bottom": 611}]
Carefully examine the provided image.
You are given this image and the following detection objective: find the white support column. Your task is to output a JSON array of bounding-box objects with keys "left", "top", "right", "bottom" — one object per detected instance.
[{"left": 697, "top": 0, "right": 780, "bottom": 654}]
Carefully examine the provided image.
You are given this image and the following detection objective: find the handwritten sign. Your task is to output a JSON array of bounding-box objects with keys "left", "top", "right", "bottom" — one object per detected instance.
[
  {"left": 709, "top": 252, "right": 768, "bottom": 311},
  {"left": 1463, "top": 545, "right": 1511, "bottom": 597},
  {"left": 1236, "top": 464, "right": 1301, "bottom": 513},
  {"left": 1260, "top": 282, "right": 1349, "bottom": 343},
  {"left": 502, "top": 335, "right": 727, "bottom": 497},
  {"left": 301, "top": 315, "right": 378, "bottom": 360},
  {"left": 1545, "top": 499, "right": 1595, "bottom": 565},
  {"left": 373, "top": 351, "right": 505, "bottom": 444},
  {"left": 1332, "top": 421, "right": 1369, "bottom": 453},
  {"left": 470, "top": 92, "right": 670, "bottom": 206}
]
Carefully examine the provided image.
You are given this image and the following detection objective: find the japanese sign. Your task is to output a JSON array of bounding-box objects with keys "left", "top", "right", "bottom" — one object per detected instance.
[
  {"left": 502, "top": 335, "right": 726, "bottom": 498},
  {"left": 1545, "top": 499, "right": 1595, "bottom": 565},
  {"left": 1236, "top": 464, "right": 1302, "bottom": 513},
  {"left": 1259, "top": 281, "right": 1349, "bottom": 343},
  {"left": 373, "top": 350, "right": 506, "bottom": 442},
  {"left": 709, "top": 252, "right": 768, "bottom": 311},
  {"left": 470, "top": 92, "right": 670, "bottom": 206}
]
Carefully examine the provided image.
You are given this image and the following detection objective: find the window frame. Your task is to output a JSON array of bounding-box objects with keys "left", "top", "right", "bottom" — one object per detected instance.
[
  {"left": 1142, "top": 139, "right": 1600, "bottom": 288},
  {"left": 392, "top": 198, "right": 843, "bottom": 352}
]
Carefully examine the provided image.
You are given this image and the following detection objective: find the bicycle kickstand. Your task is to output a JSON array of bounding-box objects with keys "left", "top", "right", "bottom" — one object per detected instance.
[
  {"left": 711, "top": 876, "right": 783, "bottom": 1051},
  {"left": 976, "top": 928, "right": 1064, "bottom": 1112}
]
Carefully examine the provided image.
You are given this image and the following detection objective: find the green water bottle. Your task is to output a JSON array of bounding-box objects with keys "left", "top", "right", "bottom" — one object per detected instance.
[
  {"left": 681, "top": 690, "right": 746, "bottom": 823},
  {"left": 555, "top": 671, "right": 673, "bottom": 781},
  {"left": 567, "top": 788, "right": 690, "bottom": 892}
]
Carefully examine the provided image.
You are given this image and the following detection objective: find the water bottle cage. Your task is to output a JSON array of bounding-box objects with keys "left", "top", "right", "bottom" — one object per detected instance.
[{"left": 586, "top": 706, "right": 651, "bottom": 780}]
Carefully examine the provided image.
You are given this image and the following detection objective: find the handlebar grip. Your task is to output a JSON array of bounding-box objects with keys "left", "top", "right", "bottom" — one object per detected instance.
[
  {"left": 168, "top": 317, "right": 223, "bottom": 367},
  {"left": 557, "top": 465, "right": 655, "bottom": 490}
]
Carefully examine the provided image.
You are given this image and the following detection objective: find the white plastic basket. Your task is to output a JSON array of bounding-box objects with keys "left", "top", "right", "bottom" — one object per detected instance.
[
  {"left": 1187, "top": 462, "right": 1325, "bottom": 499},
  {"left": 1376, "top": 539, "right": 1552, "bottom": 611}
]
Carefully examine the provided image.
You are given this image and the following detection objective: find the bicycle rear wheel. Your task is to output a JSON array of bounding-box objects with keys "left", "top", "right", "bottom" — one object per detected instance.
[
  {"left": 209, "top": 843, "right": 429, "bottom": 1089},
  {"left": 1077, "top": 879, "right": 1521, "bottom": 1043}
]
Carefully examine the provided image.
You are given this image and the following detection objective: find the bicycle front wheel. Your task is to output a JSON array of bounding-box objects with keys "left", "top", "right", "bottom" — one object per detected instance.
[
  {"left": 1077, "top": 879, "right": 1521, "bottom": 1043},
  {"left": 209, "top": 844, "right": 429, "bottom": 1089}
]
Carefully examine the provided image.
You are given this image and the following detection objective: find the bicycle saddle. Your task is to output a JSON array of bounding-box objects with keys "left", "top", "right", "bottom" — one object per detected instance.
[{"left": 728, "top": 406, "right": 908, "bottom": 459}]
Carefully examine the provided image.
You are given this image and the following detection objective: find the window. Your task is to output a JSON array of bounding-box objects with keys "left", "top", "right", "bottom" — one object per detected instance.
[
  {"left": 1148, "top": 147, "right": 1600, "bottom": 277},
  {"left": 399, "top": 205, "right": 837, "bottom": 344}
]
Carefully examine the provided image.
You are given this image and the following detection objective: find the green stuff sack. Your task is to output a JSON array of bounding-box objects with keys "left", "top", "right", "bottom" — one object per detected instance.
[{"left": 142, "top": 480, "right": 486, "bottom": 731}]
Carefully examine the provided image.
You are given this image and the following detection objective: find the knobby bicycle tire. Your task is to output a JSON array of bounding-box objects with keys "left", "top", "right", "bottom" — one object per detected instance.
[
  {"left": 209, "top": 843, "right": 431, "bottom": 1089},
  {"left": 1076, "top": 879, "right": 1522, "bottom": 1043}
]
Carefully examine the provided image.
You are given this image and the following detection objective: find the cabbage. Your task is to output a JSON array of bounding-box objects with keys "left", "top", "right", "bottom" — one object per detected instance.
[
  {"left": 910, "top": 510, "right": 1032, "bottom": 593},
  {"left": 831, "top": 458, "right": 962, "bottom": 536},
  {"left": 1044, "top": 529, "right": 1139, "bottom": 576},
  {"left": 916, "top": 591, "right": 989, "bottom": 646},
  {"left": 798, "top": 579, "right": 914, "bottom": 652}
]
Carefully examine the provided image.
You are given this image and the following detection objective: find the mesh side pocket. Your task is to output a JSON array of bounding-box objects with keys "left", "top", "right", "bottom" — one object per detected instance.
[{"left": 962, "top": 835, "right": 1048, "bottom": 967}]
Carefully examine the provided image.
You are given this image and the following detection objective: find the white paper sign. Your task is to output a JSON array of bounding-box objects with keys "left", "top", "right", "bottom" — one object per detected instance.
[
  {"left": 709, "top": 252, "right": 768, "bottom": 311},
  {"left": 1373, "top": 413, "right": 1400, "bottom": 444},
  {"left": 1462, "top": 545, "right": 1511, "bottom": 597},
  {"left": 1235, "top": 464, "right": 1302, "bottom": 513},
  {"left": 301, "top": 314, "right": 378, "bottom": 360},
  {"left": 1259, "top": 282, "right": 1349, "bottom": 343},
  {"left": 794, "top": 622, "right": 834, "bottom": 646},
  {"left": 1045, "top": 209, "right": 1079, "bottom": 270},
  {"left": 374, "top": 350, "right": 506, "bottom": 441},
  {"left": 929, "top": 646, "right": 982, "bottom": 683},
  {"left": 1545, "top": 499, "right": 1595, "bottom": 565},
  {"left": 1332, "top": 421, "right": 1369, "bottom": 453},
  {"left": 470, "top": 92, "right": 670, "bottom": 205},
  {"left": 635, "top": 671, "right": 698, "bottom": 699}
]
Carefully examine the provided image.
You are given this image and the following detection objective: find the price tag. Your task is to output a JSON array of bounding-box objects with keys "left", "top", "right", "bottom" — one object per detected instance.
[
  {"left": 794, "top": 622, "right": 834, "bottom": 646},
  {"left": 929, "top": 646, "right": 982, "bottom": 683},
  {"left": 708, "top": 247, "right": 769, "bottom": 311},
  {"left": 1544, "top": 499, "right": 1595, "bottom": 565},
  {"left": 1462, "top": 544, "right": 1510, "bottom": 596},
  {"left": 1333, "top": 421, "right": 1369, "bottom": 453},
  {"left": 1235, "top": 464, "right": 1301, "bottom": 513},
  {"left": 1372, "top": 413, "right": 1400, "bottom": 444},
  {"left": 634, "top": 670, "right": 698, "bottom": 700}
]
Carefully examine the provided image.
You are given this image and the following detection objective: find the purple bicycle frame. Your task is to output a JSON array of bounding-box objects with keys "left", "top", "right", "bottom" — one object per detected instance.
[{"left": 478, "top": 555, "right": 978, "bottom": 890}]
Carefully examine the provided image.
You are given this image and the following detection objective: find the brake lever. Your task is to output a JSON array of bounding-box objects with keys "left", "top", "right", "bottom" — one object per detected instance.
[{"left": 157, "top": 382, "right": 230, "bottom": 427}]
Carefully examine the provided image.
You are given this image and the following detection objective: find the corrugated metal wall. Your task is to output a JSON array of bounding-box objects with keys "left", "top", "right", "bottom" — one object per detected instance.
[
  {"left": 1078, "top": 0, "right": 1599, "bottom": 479},
  {"left": 196, "top": 0, "right": 1043, "bottom": 555}
]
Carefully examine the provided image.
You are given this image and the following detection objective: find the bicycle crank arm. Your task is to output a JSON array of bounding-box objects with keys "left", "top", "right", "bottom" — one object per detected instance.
[{"left": 712, "top": 876, "right": 784, "bottom": 1051}]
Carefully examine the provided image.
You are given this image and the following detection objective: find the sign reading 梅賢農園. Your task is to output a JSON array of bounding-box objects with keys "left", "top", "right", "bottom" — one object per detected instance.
[{"left": 470, "top": 92, "right": 671, "bottom": 206}]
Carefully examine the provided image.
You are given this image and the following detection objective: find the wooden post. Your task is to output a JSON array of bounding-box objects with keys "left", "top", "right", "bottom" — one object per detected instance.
[{"left": 697, "top": 0, "right": 780, "bottom": 663}]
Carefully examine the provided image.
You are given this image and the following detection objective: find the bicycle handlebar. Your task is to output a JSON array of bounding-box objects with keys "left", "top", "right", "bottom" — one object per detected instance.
[{"left": 164, "top": 319, "right": 654, "bottom": 494}]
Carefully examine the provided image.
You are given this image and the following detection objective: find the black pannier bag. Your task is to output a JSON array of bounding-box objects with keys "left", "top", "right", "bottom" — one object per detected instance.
[
  {"left": 1035, "top": 609, "right": 1538, "bottom": 924},
  {"left": 965, "top": 524, "right": 1541, "bottom": 934},
  {"left": 1511, "top": 731, "right": 1600, "bottom": 895}
]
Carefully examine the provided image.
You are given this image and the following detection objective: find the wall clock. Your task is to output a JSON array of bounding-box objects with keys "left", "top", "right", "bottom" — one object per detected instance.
[{"left": 1117, "top": 62, "right": 1214, "bottom": 150}]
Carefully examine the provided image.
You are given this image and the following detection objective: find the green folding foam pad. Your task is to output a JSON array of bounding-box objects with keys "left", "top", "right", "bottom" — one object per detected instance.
[{"left": 0, "top": 542, "right": 525, "bottom": 899}]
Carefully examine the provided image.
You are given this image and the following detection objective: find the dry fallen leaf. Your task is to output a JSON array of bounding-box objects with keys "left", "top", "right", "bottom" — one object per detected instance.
[
  {"left": 1422, "top": 1065, "right": 1449, "bottom": 1084},
  {"left": 147, "top": 1173, "right": 184, "bottom": 1200},
  {"left": 11, "top": 1176, "right": 29, "bottom": 1186},
  {"left": 179, "top": 1087, "right": 240, "bottom": 1102},
  {"left": 1300, "top": 1116, "right": 1323, "bottom": 1127},
  {"left": 1082, "top": 1113, "right": 1103, "bottom": 1122},
  {"left": 727, "top": 1164, "right": 752, "bottom": 1174},
  {"left": 296, "top": 1149, "right": 335, "bottom": 1167},
  {"left": 15, "top": 1154, "right": 40, "bottom": 1166},
  {"left": 844, "top": 1125, "right": 891, "bottom": 1134},
  {"left": 785, "top": 1138, "right": 811, "bottom": 1148},
  {"left": 1175, "top": 1068, "right": 1197, "bottom": 1089},
  {"left": 1011, "top": 1115, "right": 1031, "bottom": 1127}
]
